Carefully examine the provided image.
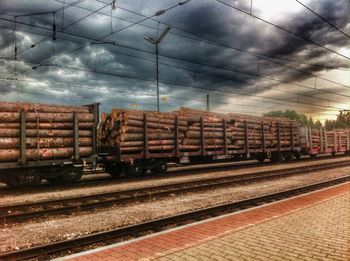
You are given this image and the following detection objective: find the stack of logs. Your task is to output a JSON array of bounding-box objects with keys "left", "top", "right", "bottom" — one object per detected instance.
[
  {"left": 0, "top": 101, "right": 96, "bottom": 162},
  {"left": 309, "top": 128, "right": 350, "bottom": 151},
  {"left": 99, "top": 107, "right": 299, "bottom": 154}
]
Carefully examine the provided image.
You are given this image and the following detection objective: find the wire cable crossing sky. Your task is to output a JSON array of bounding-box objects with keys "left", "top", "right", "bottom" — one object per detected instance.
[{"left": 0, "top": 0, "right": 349, "bottom": 121}]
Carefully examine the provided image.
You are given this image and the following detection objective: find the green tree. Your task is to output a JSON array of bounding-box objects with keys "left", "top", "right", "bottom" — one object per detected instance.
[{"left": 264, "top": 110, "right": 308, "bottom": 126}]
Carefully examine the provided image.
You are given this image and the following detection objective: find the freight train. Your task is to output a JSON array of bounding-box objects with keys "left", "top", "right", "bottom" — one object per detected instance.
[{"left": 0, "top": 101, "right": 349, "bottom": 188}]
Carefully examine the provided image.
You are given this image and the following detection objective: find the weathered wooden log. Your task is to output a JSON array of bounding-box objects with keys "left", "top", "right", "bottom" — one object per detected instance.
[
  {"left": 119, "top": 139, "right": 177, "bottom": 147},
  {"left": 187, "top": 126, "right": 228, "bottom": 132},
  {"left": 120, "top": 132, "right": 184, "bottom": 142},
  {"left": 0, "top": 112, "right": 94, "bottom": 123},
  {"left": 0, "top": 147, "right": 92, "bottom": 162},
  {"left": 122, "top": 119, "right": 187, "bottom": 131},
  {"left": 119, "top": 114, "right": 188, "bottom": 126},
  {"left": 111, "top": 109, "right": 180, "bottom": 119},
  {"left": 0, "top": 137, "right": 92, "bottom": 149},
  {"left": 190, "top": 122, "right": 228, "bottom": 128},
  {"left": 185, "top": 131, "right": 232, "bottom": 139},
  {"left": 233, "top": 122, "right": 272, "bottom": 129},
  {"left": 0, "top": 101, "right": 90, "bottom": 113},
  {"left": 0, "top": 129, "right": 92, "bottom": 137},
  {"left": 0, "top": 123, "right": 91, "bottom": 129},
  {"left": 182, "top": 138, "right": 231, "bottom": 146}
]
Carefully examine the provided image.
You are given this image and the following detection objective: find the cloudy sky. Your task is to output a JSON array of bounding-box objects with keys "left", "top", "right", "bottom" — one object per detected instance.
[{"left": 0, "top": 0, "right": 349, "bottom": 121}]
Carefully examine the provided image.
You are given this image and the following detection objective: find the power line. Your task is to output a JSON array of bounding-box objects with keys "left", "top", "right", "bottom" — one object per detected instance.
[
  {"left": 3, "top": 7, "right": 350, "bottom": 94},
  {"left": 1, "top": 2, "right": 348, "bottom": 110},
  {"left": 32, "top": 63, "right": 349, "bottom": 111},
  {"left": 295, "top": 0, "right": 350, "bottom": 39},
  {"left": 3, "top": 0, "right": 191, "bottom": 79},
  {"left": 3, "top": 25, "right": 350, "bottom": 103},
  {"left": 92, "top": 1, "right": 350, "bottom": 88},
  {"left": 1, "top": 77, "right": 339, "bottom": 116},
  {"left": 215, "top": 0, "right": 350, "bottom": 61},
  {"left": 3, "top": 1, "right": 350, "bottom": 90},
  {"left": 1, "top": 58, "right": 345, "bottom": 113},
  {"left": 2, "top": 53, "right": 348, "bottom": 110},
  {"left": 111, "top": 3, "right": 350, "bottom": 79},
  {"left": 54, "top": 0, "right": 350, "bottom": 73},
  {"left": 14, "top": 1, "right": 111, "bottom": 59}
]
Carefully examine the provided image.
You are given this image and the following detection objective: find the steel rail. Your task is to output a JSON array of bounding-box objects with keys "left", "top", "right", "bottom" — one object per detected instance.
[
  {"left": 0, "top": 154, "right": 347, "bottom": 194},
  {"left": 1, "top": 160, "right": 349, "bottom": 224},
  {"left": 0, "top": 176, "right": 349, "bottom": 260}
]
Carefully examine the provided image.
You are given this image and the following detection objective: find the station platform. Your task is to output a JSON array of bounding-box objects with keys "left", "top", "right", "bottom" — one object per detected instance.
[{"left": 60, "top": 182, "right": 350, "bottom": 261}]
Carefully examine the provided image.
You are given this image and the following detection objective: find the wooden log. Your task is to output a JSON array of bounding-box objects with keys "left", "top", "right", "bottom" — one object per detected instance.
[
  {"left": 119, "top": 139, "right": 177, "bottom": 147},
  {"left": 0, "top": 101, "right": 90, "bottom": 113},
  {"left": 111, "top": 109, "right": 179, "bottom": 119},
  {"left": 0, "top": 137, "right": 92, "bottom": 149},
  {"left": 120, "top": 132, "right": 184, "bottom": 142},
  {"left": 0, "top": 112, "right": 94, "bottom": 123},
  {"left": 121, "top": 114, "right": 188, "bottom": 126},
  {"left": 0, "top": 147, "right": 93, "bottom": 162},
  {"left": 182, "top": 138, "right": 231, "bottom": 146},
  {"left": 122, "top": 119, "right": 187, "bottom": 131},
  {"left": 185, "top": 131, "right": 232, "bottom": 139},
  {"left": 0, "top": 122, "right": 94, "bottom": 130},
  {"left": 190, "top": 122, "right": 228, "bottom": 128},
  {"left": 0, "top": 129, "right": 92, "bottom": 137}
]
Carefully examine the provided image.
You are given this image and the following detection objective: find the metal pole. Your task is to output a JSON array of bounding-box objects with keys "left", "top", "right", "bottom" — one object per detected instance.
[
  {"left": 206, "top": 94, "right": 210, "bottom": 112},
  {"left": 156, "top": 43, "right": 160, "bottom": 112}
]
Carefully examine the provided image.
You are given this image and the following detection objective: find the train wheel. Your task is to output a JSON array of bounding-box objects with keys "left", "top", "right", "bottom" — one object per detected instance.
[
  {"left": 270, "top": 153, "right": 281, "bottom": 163},
  {"left": 111, "top": 166, "right": 127, "bottom": 178},
  {"left": 6, "top": 175, "right": 42, "bottom": 188},
  {"left": 26, "top": 175, "right": 42, "bottom": 186},
  {"left": 154, "top": 161, "right": 168, "bottom": 174},
  {"left": 7, "top": 176, "right": 20, "bottom": 188},
  {"left": 128, "top": 164, "right": 143, "bottom": 177},
  {"left": 294, "top": 151, "right": 301, "bottom": 160},
  {"left": 256, "top": 153, "right": 265, "bottom": 163},
  {"left": 310, "top": 154, "right": 317, "bottom": 159},
  {"left": 283, "top": 152, "right": 294, "bottom": 161},
  {"left": 61, "top": 168, "right": 83, "bottom": 182},
  {"left": 47, "top": 177, "right": 65, "bottom": 185}
]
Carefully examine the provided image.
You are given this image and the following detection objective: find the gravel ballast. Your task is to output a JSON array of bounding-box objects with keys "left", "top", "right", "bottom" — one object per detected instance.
[
  {"left": 1, "top": 156, "right": 348, "bottom": 206},
  {"left": 0, "top": 165, "right": 349, "bottom": 253}
]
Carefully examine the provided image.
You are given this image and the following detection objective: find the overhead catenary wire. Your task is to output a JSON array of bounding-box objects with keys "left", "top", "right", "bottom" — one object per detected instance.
[
  {"left": 3, "top": 10, "right": 350, "bottom": 97},
  {"left": 0, "top": 0, "right": 348, "bottom": 115},
  {"left": 1, "top": 58, "right": 344, "bottom": 113},
  {"left": 3, "top": 0, "right": 192, "bottom": 80},
  {"left": 2, "top": 2, "right": 350, "bottom": 91},
  {"left": 295, "top": 0, "right": 350, "bottom": 39},
  {"left": 1, "top": 76, "right": 339, "bottom": 117},
  {"left": 98, "top": 0, "right": 350, "bottom": 72},
  {"left": 1, "top": 52, "right": 348, "bottom": 110},
  {"left": 28, "top": 63, "right": 349, "bottom": 111},
  {"left": 91, "top": 0, "right": 350, "bottom": 89},
  {"left": 3, "top": 27, "right": 350, "bottom": 104},
  {"left": 215, "top": 0, "right": 350, "bottom": 61}
]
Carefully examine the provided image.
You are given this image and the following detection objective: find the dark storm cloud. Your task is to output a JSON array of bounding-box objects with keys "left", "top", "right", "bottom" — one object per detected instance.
[{"left": 0, "top": 0, "right": 349, "bottom": 115}]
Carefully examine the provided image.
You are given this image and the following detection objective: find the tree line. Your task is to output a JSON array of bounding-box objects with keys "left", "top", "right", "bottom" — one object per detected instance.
[{"left": 264, "top": 110, "right": 350, "bottom": 130}]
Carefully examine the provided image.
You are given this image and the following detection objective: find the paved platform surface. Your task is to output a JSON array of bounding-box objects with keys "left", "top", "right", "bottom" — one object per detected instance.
[{"left": 61, "top": 182, "right": 350, "bottom": 261}]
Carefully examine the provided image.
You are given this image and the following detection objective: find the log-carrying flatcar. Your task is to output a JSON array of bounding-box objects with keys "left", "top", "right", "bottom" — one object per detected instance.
[
  {"left": 98, "top": 107, "right": 304, "bottom": 177},
  {"left": 0, "top": 101, "right": 99, "bottom": 187},
  {"left": 0, "top": 101, "right": 349, "bottom": 187},
  {"left": 299, "top": 126, "right": 350, "bottom": 156}
]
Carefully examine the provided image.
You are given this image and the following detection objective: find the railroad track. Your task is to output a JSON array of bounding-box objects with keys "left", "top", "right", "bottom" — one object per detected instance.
[
  {"left": 1, "top": 176, "right": 349, "bottom": 261},
  {"left": 1, "top": 160, "right": 349, "bottom": 224},
  {"left": 0, "top": 154, "right": 347, "bottom": 194}
]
